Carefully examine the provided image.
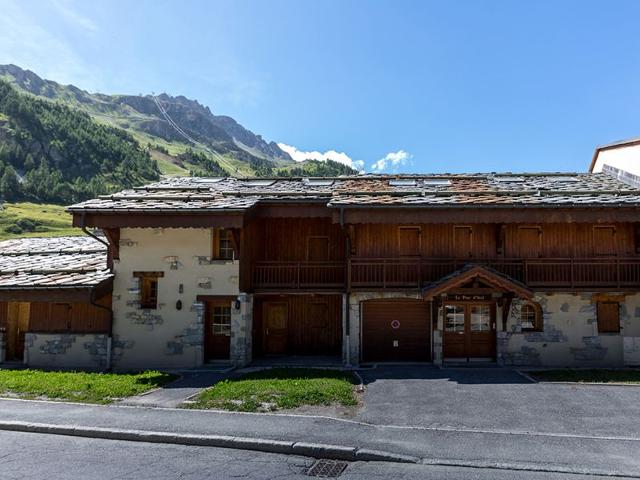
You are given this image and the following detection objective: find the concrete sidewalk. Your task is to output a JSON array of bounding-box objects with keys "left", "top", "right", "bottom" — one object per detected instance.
[
  {"left": 118, "top": 369, "right": 232, "bottom": 408},
  {"left": 0, "top": 398, "right": 639, "bottom": 477}
]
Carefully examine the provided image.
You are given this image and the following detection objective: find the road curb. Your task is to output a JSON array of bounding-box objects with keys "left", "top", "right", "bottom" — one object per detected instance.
[{"left": 0, "top": 420, "right": 418, "bottom": 464}]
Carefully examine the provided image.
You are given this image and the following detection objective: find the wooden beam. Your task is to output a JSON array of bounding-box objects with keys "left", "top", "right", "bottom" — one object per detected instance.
[{"left": 73, "top": 213, "right": 244, "bottom": 229}]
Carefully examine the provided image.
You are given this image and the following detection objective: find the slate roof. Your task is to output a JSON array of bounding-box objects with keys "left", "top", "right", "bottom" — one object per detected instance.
[
  {"left": 67, "top": 172, "right": 640, "bottom": 213},
  {"left": 0, "top": 236, "right": 112, "bottom": 290}
]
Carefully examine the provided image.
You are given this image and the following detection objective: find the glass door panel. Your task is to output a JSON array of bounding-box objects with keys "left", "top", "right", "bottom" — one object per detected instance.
[
  {"left": 469, "top": 305, "right": 491, "bottom": 332},
  {"left": 444, "top": 305, "right": 465, "bottom": 333}
]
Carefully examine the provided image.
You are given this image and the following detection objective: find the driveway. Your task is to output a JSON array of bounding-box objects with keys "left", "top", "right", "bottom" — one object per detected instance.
[{"left": 356, "top": 365, "right": 640, "bottom": 438}]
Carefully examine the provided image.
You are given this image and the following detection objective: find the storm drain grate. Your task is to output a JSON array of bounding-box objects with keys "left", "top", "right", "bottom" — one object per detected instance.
[{"left": 305, "top": 459, "right": 349, "bottom": 477}]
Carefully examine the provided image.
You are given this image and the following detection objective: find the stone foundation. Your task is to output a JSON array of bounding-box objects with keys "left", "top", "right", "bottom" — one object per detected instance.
[
  {"left": 0, "top": 330, "right": 5, "bottom": 363},
  {"left": 230, "top": 293, "right": 253, "bottom": 367},
  {"left": 24, "top": 333, "right": 110, "bottom": 370}
]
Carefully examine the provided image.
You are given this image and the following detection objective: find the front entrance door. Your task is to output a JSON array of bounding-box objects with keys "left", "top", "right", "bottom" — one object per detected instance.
[
  {"left": 6, "top": 302, "right": 30, "bottom": 361},
  {"left": 443, "top": 303, "right": 495, "bottom": 361},
  {"left": 263, "top": 302, "right": 288, "bottom": 354},
  {"left": 204, "top": 301, "right": 231, "bottom": 361}
]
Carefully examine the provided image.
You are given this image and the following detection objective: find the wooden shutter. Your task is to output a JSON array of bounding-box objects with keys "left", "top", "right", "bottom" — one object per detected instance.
[
  {"left": 307, "top": 237, "right": 329, "bottom": 261},
  {"left": 399, "top": 227, "right": 421, "bottom": 256},
  {"left": 593, "top": 226, "right": 616, "bottom": 256},
  {"left": 597, "top": 301, "right": 619, "bottom": 333},
  {"left": 453, "top": 226, "right": 473, "bottom": 258},
  {"left": 517, "top": 226, "right": 542, "bottom": 258}
]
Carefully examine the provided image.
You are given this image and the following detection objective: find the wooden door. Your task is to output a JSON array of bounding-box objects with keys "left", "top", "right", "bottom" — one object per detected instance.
[
  {"left": 443, "top": 303, "right": 495, "bottom": 360},
  {"left": 204, "top": 302, "right": 231, "bottom": 361},
  {"left": 6, "top": 302, "right": 30, "bottom": 361},
  {"left": 263, "top": 302, "right": 288, "bottom": 354}
]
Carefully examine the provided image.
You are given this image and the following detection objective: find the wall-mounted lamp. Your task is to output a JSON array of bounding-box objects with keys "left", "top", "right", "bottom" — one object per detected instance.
[
  {"left": 178, "top": 284, "right": 184, "bottom": 294},
  {"left": 234, "top": 298, "right": 241, "bottom": 310},
  {"left": 176, "top": 300, "right": 183, "bottom": 311}
]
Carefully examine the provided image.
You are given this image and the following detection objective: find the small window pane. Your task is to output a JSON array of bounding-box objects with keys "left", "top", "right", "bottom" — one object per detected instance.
[
  {"left": 470, "top": 305, "right": 491, "bottom": 332},
  {"left": 445, "top": 305, "right": 465, "bottom": 332},
  {"left": 212, "top": 306, "right": 231, "bottom": 336},
  {"left": 520, "top": 304, "right": 537, "bottom": 330}
]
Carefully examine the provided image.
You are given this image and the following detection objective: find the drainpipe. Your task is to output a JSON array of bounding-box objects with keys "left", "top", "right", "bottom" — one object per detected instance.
[
  {"left": 90, "top": 287, "right": 114, "bottom": 371},
  {"left": 81, "top": 212, "right": 114, "bottom": 370},
  {"left": 80, "top": 212, "right": 109, "bottom": 250},
  {"left": 340, "top": 207, "right": 351, "bottom": 366}
]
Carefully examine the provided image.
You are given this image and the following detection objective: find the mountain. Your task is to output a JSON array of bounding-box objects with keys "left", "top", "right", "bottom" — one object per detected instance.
[{"left": 0, "top": 65, "right": 358, "bottom": 205}]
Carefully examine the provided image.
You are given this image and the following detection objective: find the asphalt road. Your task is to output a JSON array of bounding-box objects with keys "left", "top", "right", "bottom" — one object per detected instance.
[{"left": 0, "top": 430, "right": 625, "bottom": 480}]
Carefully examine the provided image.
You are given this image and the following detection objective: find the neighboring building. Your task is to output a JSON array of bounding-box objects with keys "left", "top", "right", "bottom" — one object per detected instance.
[
  {"left": 3, "top": 172, "right": 640, "bottom": 370},
  {"left": 0, "top": 236, "right": 113, "bottom": 368},
  {"left": 590, "top": 137, "right": 640, "bottom": 186}
]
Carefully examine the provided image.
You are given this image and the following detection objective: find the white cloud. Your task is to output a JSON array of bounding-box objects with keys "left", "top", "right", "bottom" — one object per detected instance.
[
  {"left": 51, "top": 0, "right": 99, "bottom": 33},
  {"left": 278, "top": 143, "right": 365, "bottom": 171},
  {"left": 370, "top": 150, "right": 412, "bottom": 173}
]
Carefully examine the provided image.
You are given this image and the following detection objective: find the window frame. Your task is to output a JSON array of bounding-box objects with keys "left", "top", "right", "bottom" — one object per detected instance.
[
  {"left": 134, "top": 271, "right": 164, "bottom": 310},
  {"left": 520, "top": 301, "right": 543, "bottom": 332},
  {"left": 211, "top": 304, "right": 232, "bottom": 336},
  {"left": 212, "top": 228, "right": 235, "bottom": 261}
]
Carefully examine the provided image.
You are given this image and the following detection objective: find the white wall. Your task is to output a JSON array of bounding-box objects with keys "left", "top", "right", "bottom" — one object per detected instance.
[
  {"left": 112, "top": 228, "right": 240, "bottom": 369},
  {"left": 592, "top": 144, "right": 640, "bottom": 175}
]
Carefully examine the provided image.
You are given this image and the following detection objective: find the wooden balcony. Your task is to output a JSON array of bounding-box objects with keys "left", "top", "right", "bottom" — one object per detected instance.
[
  {"left": 349, "top": 257, "right": 640, "bottom": 290},
  {"left": 251, "top": 257, "right": 640, "bottom": 291},
  {"left": 252, "top": 261, "right": 346, "bottom": 290}
]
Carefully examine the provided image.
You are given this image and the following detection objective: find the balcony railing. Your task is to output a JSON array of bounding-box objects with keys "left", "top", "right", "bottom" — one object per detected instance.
[
  {"left": 252, "top": 261, "right": 346, "bottom": 290},
  {"left": 251, "top": 257, "right": 640, "bottom": 291},
  {"left": 349, "top": 257, "right": 640, "bottom": 290}
]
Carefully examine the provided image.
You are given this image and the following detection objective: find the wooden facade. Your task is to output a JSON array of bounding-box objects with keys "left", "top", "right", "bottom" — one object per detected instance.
[
  {"left": 252, "top": 294, "right": 342, "bottom": 357},
  {"left": 0, "top": 294, "right": 111, "bottom": 361},
  {"left": 246, "top": 220, "right": 640, "bottom": 292}
]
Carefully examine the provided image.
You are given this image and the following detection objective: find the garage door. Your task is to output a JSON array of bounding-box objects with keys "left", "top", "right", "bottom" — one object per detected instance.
[{"left": 361, "top": 299, "right": 431, "bottom": 362}]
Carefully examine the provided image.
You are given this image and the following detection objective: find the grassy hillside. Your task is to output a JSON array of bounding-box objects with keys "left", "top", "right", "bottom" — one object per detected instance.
[{"left": 0, "top": 203, "right": 79, "bottom": 240}]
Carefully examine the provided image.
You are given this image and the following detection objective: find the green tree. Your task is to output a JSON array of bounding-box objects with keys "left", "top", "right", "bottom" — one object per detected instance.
[{"left": 0, "top": 165, "right": 21, "bottom": 201}]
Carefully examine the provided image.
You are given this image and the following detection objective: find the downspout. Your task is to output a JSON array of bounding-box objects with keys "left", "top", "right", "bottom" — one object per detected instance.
[
  {"left": 81, "top": 212, "right": 114, "bottom": 370},
  {"left": 340, "top": 207, "right": 351, "bottom": 366},
  {"left": 90, "top": 287, "right": 114, "bottom": 371},
  {"left": 80, "top": 211, "right": 109, "bottom": 249}
]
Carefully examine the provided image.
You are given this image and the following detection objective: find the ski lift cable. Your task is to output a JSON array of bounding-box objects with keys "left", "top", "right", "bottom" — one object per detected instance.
[{"left": 151, "top": 94, "right": 244, "bottom": 177}]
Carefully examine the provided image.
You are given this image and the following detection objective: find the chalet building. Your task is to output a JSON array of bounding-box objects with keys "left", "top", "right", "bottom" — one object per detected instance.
[
  {"left": 0, "top": 237, "right": 113, "bottom": 368},
  {"left": 3, "top": 172, "right": 640, "bottom": 369}
]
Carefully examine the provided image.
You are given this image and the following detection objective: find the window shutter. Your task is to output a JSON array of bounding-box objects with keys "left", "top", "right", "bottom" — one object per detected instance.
[{"left": 597, "top": 301, "right": 619, "bottom": 333}]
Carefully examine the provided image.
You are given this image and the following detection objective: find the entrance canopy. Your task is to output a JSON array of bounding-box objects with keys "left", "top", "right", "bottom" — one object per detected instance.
[{"left": 422, "top": 264, "right": 533, "bottom": 300}]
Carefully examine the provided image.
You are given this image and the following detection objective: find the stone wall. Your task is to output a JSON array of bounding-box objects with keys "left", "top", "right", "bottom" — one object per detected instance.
[
  {"left": 230, "top": 293, "right": 253, "bottom": 367},
  {"left": 497, "top": 293, "right": 640, "bottom": 367},
  {"left": 24, "top": 333, "right": 109, "bottom": 370},
  {"left": 0, "top": 330, "right": 5, "bottom": 363},
  {"left": 112, "top": 228, "right": 241, "bottom": 369}
]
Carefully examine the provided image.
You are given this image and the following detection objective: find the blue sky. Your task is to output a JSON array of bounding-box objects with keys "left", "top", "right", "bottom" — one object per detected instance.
[{"left": 1, "top": 0, "right": 639, "bottom": 173}]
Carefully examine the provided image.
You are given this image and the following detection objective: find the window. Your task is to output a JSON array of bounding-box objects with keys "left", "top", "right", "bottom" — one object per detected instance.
[
  {"left": 444, "top": 305, "right": 465, "bottom": 332},
  {"left": 134, "top": 272, "right": 164, "bottom": 309},
  {"left": 212, "top": 228, "right": 235, "bottom": 260},
  {"left": 212, "top": 305, "right": 231, "bottom": 336},
  {"left": 597, "top": 301, "right": 620, "bottom": 333},
  {"left": 398, "top": 226, "right": 421, "bottom": 256},
  {"left": 593, "top": 226, "right": 616, "bottom": 256},
  {"left": 520, "top": 302, "right": 542, "bottom": 332},
  {"left": 423, "top": 179, "right": 451, "bottom": 186},
  {"left": 389, "top": 179, "right": 416, "bottom": 187}
]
